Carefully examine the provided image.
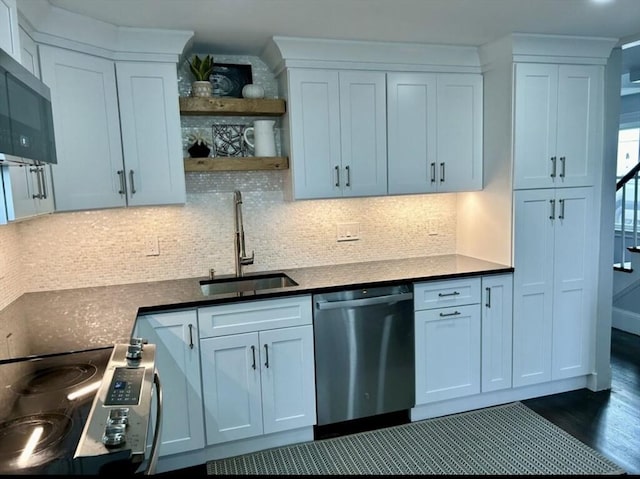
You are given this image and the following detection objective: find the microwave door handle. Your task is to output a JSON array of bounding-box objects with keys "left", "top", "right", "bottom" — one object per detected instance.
[
  {"left": 144, "top": 370, "right": 162, "bottom": 476},
  {"left": 315, "top": 292, "right": 413, "bottom": 310}
]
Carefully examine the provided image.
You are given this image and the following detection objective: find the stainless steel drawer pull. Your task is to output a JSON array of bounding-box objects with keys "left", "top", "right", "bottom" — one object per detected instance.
[
  {"left": 30, "top": 167, "right": 43, "bottom": 199},
  {"left": 188, "top": 324, "right": 194, "bottom": 349},
  {"left": 549, "top": 199, "right": 555, "bottom": 220},
  {"left": 335, "top": 165, "right": 340, "bottom": 187},
  {"left": 251, "top": 345, "right": 256, "bottom": 370},
  {"left": 438, "top": 291, "right": 460, "bottom": 297},
  {"left": 117, "top": 170, "right": 126, "bottom": 195},
  {"left": 430, "top": 162, "right": 436, "bottom": 183},
  {"left": 559, "top": 156, "right": 566, "bottom": 178},
  {"left": 558, "top": 198, "right": 565, "bottom": 219},
  {"left": 485, "top": 287, "right": 491, "bottom": 308},
  {"left": 439, "top": 310, "right": 461, "bottom": 317},
  {"left": 550, "top": 156, "right": 557, "bottom": 178},
  {"left": 264, "top": 344, "right": 269, "bottom": 368},
  {"left": 39, "top": 167, "right": 47, "bottom": 199},
  {"left": 345, "top": 165, "right": 351, "bottom": 187},
  {"left": 440, "top": 162, "right": 445, "bottom": 182},
  {"left": 129, "top": 169, "right": 136, "bottom": 194}
]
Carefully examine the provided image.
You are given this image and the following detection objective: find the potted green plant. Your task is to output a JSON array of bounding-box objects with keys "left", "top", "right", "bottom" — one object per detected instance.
[{"left": 189, "top": 54, "right": 214, "bottom": 97}]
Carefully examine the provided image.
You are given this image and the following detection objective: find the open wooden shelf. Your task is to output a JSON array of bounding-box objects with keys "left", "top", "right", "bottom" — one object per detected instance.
[
  {"left": 179, "top": 97, "right": 286, "bottom": 116},
  {"left": 184, "top": 156, "right": 289, "bottom": 171}
]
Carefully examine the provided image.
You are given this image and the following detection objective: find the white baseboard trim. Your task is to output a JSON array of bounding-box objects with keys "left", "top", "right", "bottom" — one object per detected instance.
[{"left": 612, "top": 307, "right": 640, "bottom": 335}]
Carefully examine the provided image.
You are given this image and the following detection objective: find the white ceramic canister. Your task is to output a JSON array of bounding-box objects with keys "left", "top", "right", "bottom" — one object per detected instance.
[
  {"left": 243, "top": 120, "right": 276, "bottom": 157},
  {"left": 242, "top": 84, "right": 265, "bottom": 99}
]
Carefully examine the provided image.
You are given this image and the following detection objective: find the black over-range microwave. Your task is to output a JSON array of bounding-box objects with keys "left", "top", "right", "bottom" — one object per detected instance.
[{"left": 0, "top": 48, "right": 56, "bottom": 166}]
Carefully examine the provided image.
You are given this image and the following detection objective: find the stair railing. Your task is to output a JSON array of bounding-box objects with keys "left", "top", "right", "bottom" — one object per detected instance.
[{"left": 615, "top": 161, "right": 640, "bottom": 270}]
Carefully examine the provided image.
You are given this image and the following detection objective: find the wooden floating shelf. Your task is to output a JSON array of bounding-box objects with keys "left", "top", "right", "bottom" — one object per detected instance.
[
  {"left": 179, "top": 97, "right": 286, "bottom": 116},
  {"left": 184, "top": 156, "right": 289, "bottom": 172}
]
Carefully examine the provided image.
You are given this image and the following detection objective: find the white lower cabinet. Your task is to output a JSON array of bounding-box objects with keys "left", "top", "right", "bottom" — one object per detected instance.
[
  {"left": 135, "top": 310, "right": 205, "bottom": 456},
  {"left": 199, "top": 295, "right": 316, "bottom": 446},
  {"left": 414, "top": 278, "right": 481, "bottom": 404}
]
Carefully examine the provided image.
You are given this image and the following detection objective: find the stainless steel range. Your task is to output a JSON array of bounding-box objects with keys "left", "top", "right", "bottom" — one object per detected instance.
[{"left": 0, "top": 340, "right": 161, "bottom": 475}]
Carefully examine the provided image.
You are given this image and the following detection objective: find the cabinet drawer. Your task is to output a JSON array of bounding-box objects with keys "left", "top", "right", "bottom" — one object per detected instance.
[
  {"left": 414, "top": 277, "right": 481, "bottom": 311},
  {"left": 199, "top": 295, "right": 312, "bottom": 338}
]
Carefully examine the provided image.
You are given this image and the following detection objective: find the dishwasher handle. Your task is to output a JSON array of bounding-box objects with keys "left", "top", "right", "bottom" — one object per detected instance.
[{"left": 315, "top": 292, "right": 413, "bottom": 310}]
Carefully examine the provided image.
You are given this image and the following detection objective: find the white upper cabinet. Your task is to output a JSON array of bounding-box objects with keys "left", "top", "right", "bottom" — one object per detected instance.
[
  {"left": 387, "top": 73, "right": 482, "bottom": 195},
  {"left": 0, "top": 0, "right": 20, "bottom": 62},
  {"left": 39, "top": 46, "right": 185, "bottom": 211},
  {"left": 18, "top": 26, "right": 38, "bottom": 78},
  {"left": 513, "top": 63, "right": 602, "bottom": 190},
  {"left": 287, "top": 68, "right": 387, "bottom": 199}
]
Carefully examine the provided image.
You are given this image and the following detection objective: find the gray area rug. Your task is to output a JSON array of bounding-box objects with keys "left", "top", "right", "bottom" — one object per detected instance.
[{"left": 206, "top": 402, "right": 625, "bottom": 475}]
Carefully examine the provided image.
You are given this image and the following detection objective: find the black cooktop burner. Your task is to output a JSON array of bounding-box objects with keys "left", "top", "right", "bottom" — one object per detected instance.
[
  {"left": 0, "top": 412, "right": 72, "bottom": 471},
  {"left": 11, "top": 364, "right": 99, "bottom": 395}
]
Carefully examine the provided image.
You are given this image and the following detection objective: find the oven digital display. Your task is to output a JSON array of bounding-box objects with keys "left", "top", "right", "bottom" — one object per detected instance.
[
  {"left": 104, "top": 368, "right": 144, "bottom": 406},
  {"left": 114, "top": 380, "right": 127, "bottom": 390}
]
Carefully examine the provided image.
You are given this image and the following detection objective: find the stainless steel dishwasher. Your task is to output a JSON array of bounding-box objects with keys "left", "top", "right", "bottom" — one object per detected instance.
[{"left": 313, "top": 284, "right": 415, "bottom": 426}]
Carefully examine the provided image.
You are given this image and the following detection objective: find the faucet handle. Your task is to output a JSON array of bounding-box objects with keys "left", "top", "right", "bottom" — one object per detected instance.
[{"left": 241, "top": 251, "right": 255, "bottom": 265}]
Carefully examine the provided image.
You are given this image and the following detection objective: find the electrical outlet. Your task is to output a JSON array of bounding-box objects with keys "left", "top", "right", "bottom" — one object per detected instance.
[
  {"left": 427, "top": 220, "right": 438, "bottom": 236},
  {"left": 337, "top": 222, "right": 360, "bottom": 242},
  {"left": 145, "top": 235, "right": 160, "bottom": 256}
]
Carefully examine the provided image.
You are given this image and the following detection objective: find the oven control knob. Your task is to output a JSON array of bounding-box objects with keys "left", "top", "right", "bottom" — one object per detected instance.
[
  {"left": 103, "top": 424, "right": 126, "bottom": 448},
  {"left": 107, "top": 408, "right": 130, "bottom": 426},
  {"left": 130, "top": 337, "right": 147, "bottom": 348},
  {"left": 126, "top": 345, "right": 142, "bottom": 360}
]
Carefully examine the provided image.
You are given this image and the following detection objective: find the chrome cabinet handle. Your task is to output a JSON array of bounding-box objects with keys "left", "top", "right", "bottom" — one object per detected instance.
[
  {"left": 251, "top": 345, "right": 256, "bottom": 370},
  {"left": 438, "top": 291, "right": 460, "bottom": 297},
  {"left": 334, "top": 165, "right": 340, "bottom": 187},
  {"left": 345, "top": 165, "right": 350, "bottom": 187},
  {"left": 129, "top": 170, "right": 136, "bottom": 194},
  {"left": 485, "top": 287, "right": 491, "bottom": 308},
  {"left": 558, "top": 198, "right": 565, "bottom": 219},
  {"left": 439, "top": 310, "right": 461, "bottom": 317},
  {"left": 440, "top": 162, "right": 445, "bottom": 182},
  {"left": 559, "top": 157, "right": 566, "bottom": 178},
  {"left": 39, "top": 167, "right": 47, "bottom": 199},
  {"left": 549, "top": 199, "right": 555, "bottom": 220},
  {"left": 30, "top": 167, "right": 42, "bottom": 199},
  {"left": 188, "top": 324, "right": 194, "bottom": 349},
  {"left": 550, "top": 156, "right": 557, "bottom": 178},
  {"left": 264, "top": 344, "right": 269, "bottom": 368},
  {"left": 117, "top": 170, "right": 126, "bottom": 194},
  {"left": 430, "top": 162, "right": 436, "bottom": 183}
]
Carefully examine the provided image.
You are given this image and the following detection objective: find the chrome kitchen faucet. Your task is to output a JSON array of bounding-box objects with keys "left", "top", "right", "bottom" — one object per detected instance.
[{"left": 234, "top": 190, "right": 254, "bottom": 277}]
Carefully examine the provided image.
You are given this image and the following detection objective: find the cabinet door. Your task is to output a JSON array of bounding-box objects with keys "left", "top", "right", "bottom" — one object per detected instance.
[
  {"left": 436, "top": 74, "right": 483, "bottom": 192},
  {"left": 415, "top": 304, "right": 480, "bottom": 404},
  {"left": 115, "top": 62, "right": 185, "bottom": 206},
  {"left": 288, "top": 69, "right": 341, "bottom": 199},
  {"left": 481, "top": 274, "right": 513, "bottom": 392},
  {"left": 513, "top": 64, "right": 558, "bottom": 190},
  {"left": 512, "top": 189, "right": 554, "bottom": 387},
  {"left": 39, "top": 46, "right": 125, "bottom": 211},
  {"left": 201, "top": 332, "right": 263, "bottom": 445},
  {"left": 3, "top": 164, "right": 36, "bottom": 220},
  {"left": 19, "top": 26, "right": 39, "bottom": 78},
  {"left": 555, "top": 65, "right": 601, "bottom": 188},
  {"left": 136, "top": 311, "right": 205, "bottom": 456},
  {"left": 387, "top": 72, "right": 437, "bottom": 195},
  {"left": 0, "top": 0, "right": 20, "bottom": 62},
  {"left": 260, "top": 325, "right": 316, "bottom": 434},
  {"left": 551, "top": 187, "right": 595, "bottom": 379},
  {"left": 339, "top": 71, "right": 387, "bottom": 197}
]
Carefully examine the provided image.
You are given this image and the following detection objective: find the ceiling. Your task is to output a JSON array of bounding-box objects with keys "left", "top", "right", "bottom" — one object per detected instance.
[{"left": 44, "top": 0, "right": 640, "bottom": 91}]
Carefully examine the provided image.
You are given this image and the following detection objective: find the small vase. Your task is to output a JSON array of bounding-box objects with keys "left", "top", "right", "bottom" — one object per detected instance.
[
  {"left": 242, "top": 84, "right": 265, "bottom": 99},
  {"left": 192, "top": 81, "right": 212, "bottom": 97},
  {"left": 188, "top": 141, "right": 211, "bottom": 158}
]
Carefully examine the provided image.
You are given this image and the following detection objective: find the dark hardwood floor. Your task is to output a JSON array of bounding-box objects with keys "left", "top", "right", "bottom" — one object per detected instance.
[
  {"left": 524, "top": 327, "right": 640, "bottom": 475},
  {"left": 159, "top": 327, "right": 640, "bottom": 476}
]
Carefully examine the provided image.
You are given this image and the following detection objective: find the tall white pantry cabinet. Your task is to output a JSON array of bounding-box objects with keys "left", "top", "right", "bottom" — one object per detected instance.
[{"left": 506, "top": 39, "right": 609, "bottom": 389}]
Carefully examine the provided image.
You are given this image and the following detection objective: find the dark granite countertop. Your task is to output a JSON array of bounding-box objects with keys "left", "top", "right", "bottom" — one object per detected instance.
[{"left": 0, "top": 254, "right": 512, "bottom": 360}]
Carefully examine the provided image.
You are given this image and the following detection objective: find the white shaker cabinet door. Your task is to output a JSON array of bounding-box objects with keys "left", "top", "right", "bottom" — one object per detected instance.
[
  {"left": 260, "top": 325, "right": 316, "bottom": 434},
  {"left": 201, "top": 333, "right": 263, "bottom": 445},
  {"left": 136, "top": 310, "right": 205, "bottom": 456},
  {"left": 288, "top": 69, "right": 341, "bottom": 199},
  {"left": 387, "top": 72, "right": 438, "bottom": 195},
  {"left": 115, "top": 61, "right": 185, "bottom": 206},
  {"left": 39, "top": 46, "right": 125, "bottom": 211},
  {"left": 0, "top": 0, "right": 20, "bottom": 62}
]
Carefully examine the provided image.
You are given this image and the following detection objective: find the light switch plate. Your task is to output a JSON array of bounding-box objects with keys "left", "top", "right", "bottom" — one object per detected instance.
[{"left": 337, "top": 222, "right": 360, "bottom": 242}]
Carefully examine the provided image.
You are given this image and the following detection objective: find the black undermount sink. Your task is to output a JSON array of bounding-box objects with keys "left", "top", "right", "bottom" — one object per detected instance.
[{"left": 199, "top": 272, "right": 298, "bottom": 296}]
